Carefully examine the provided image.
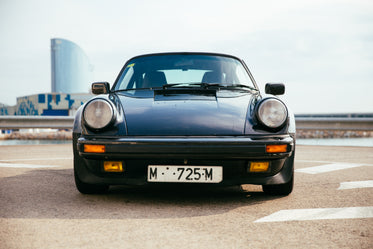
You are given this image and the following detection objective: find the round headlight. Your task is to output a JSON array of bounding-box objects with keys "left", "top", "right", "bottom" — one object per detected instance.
[
  {"left": 83, "top": 99, "right": 114, "bottom": 129},
  {"left": 257, "top": 98, "right": 288, "bottom": 129}
]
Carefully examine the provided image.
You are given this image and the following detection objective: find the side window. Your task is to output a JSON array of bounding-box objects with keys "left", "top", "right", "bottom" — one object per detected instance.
[
  {"left": 235, "top": 65, "right": 251, "bottom": 85},
  {"left": 118, "top": 66, "right": 134, "bottom": 89}
]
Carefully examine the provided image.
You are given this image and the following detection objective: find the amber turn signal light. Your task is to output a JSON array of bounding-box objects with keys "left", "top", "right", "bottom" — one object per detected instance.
[
  {"left": 249, "top": 162, "right": 270, "bottom": 172},
  {"left": 104, "top": 161, "right": 123, "bottom": 172},
  {"left": 84, "top": 144, "right": 106, "bottom": 153},
  {"left": 266, "top": 144, "right": 287, "bottom": 153}
]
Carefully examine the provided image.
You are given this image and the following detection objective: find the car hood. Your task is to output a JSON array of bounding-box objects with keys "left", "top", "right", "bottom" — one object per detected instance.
[{"left": 116, "top": 90, "right": 255, "bottom": 136}]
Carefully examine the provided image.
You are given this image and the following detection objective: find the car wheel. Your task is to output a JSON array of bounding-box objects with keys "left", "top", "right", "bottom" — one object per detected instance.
[
  {"left": 73, "top": 133, "right": 109, "bottom": 194},
  {"left": 262, "top": 174, "right": 293, "bottom": 196},
  {"left": 74, "top": 168, "right": 109, "bottom": 194}
]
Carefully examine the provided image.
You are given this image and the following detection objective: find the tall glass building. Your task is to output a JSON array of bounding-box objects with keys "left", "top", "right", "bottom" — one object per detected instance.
[{"left": 51, "top": 38, "right": 93, "bottom": 93}]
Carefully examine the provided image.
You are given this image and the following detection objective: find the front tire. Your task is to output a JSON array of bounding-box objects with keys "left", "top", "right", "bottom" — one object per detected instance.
[
  {"left": 73, "top": 133, "right": 109, "bottom": 194},
  {"left": 74, "top": 168, "right": 109, "bottom": 194},
  {"left": 262, "top": 173, "right": 294, "bottom": 196}
]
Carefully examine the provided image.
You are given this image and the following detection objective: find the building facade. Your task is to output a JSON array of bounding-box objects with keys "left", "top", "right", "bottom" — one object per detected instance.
[
  {"left": 0, "top": 93, "right": 93, "bottom": 116},
  {"left": 51, "top": 38, "right": 93, "bottom": 93},
  {"left": 0, "top": 38, "right": 94, "bottom": 117}
]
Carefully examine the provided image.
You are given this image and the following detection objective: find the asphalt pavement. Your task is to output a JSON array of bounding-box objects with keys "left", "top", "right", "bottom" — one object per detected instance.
[{"left": 0, "top": 143, "right": 372, "bottom": 248}]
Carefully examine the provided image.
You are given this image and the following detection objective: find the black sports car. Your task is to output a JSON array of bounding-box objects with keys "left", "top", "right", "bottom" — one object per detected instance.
[{"left": 73, "top": 52, "right": 296, "bottom": 195}]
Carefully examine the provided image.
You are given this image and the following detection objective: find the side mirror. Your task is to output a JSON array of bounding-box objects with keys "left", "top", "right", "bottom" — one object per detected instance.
[
  {"left": 92, "top": 82, "right": 110, "bottom": 94},
  {"left": 265, "top": 83, "right": 285, "bottom": 95}
]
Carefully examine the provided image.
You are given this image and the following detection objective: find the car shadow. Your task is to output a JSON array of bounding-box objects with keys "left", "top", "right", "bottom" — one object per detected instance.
[{"left": 0, "top": 168, "right": 287, "bottom": 220}]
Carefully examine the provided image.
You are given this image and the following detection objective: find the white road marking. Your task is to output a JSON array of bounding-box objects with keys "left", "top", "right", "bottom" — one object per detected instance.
[
  {"left": 295, "top": 163, "right": 367, "bottom": 174},
  {"left": 338, "top": 180, "right": 373, "bottom": 190},
  {"left": 0, "top": 157, "right": 72, "bottom": 162},
  {"left": 297, "top": 159, "right": 373, "bottom": 166},
  {"left": 0, "top": 163, "right": 59, "bottom": 168},
  {"left": 254, "top": 207, "right": 373, "bottom": 223},
  {"left": 297, "top": 159, "right": 339, "bottom": 164}
]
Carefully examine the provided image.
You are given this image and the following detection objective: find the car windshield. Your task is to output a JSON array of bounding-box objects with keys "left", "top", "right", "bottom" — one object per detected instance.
[{"left": 113, "top": 54, "right": 256, "bottom": 91}]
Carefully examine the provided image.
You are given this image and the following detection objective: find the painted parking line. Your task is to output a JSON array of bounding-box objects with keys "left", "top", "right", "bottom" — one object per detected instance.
[
  {"left": 297, "top": 160, "right": 373, "bottom": 166},
  {"left": 295, "top": 163, "right": 367, "bottom": 174},
  {"left": 338, "top": 180, "right": 373, "bottom": 190},
  {"left": 0, "top": 157, "right": 72, "bottom": 162},
  {"left": 254, "top": 207, "right": 373, "bottom": 223},
  {"left": 0, "top": 163, "right": 59, "bottom": 168}
]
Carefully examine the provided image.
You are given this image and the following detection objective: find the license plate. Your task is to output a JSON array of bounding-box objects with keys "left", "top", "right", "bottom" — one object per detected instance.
[{"left": 147, "top": 165, "right": 223, "bottom": 183}]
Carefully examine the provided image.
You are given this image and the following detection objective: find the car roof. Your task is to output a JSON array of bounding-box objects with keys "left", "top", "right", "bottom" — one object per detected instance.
[{"left": 128, "top": 52, "right": 243, "bottom": 62}]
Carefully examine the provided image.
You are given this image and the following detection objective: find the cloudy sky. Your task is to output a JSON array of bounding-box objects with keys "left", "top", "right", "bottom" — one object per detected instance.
[{"left": 1, "top": 0, "right": 372, "bottom": 114}]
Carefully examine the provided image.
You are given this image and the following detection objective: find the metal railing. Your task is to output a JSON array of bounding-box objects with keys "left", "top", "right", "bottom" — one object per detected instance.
[
  {"left": 295, "top": 117, "right": 373, "bottom": 131},
  {"left": 0, "top": 115, "right": 373, "bottom": 131},
  {"left": 0, "top": 116, "right": 74, "bottom": 129}
]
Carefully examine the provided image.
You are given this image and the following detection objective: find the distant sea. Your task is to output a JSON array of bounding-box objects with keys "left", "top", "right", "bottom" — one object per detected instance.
[{"left": 0, "top": 138, "right": 372, "bottom": 147}]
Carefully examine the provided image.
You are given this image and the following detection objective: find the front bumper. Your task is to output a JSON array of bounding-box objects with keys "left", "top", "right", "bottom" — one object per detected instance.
[{"left": 76, "top": 135, "right": 295, "bottom": 186}]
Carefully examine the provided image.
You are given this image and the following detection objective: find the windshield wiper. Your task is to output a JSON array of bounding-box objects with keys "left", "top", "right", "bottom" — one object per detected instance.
[
  {"left": 114, "top": 83, "right": 257, "bottom": 92},
  {"left": 224, "top": 84, "right": 258, "bottom": 91},
  {"left": 162, "top": 83, "right": 221, "bottom": 89},
  {"left": 113, "top": 87, "right": 155, "bottom": 92}
]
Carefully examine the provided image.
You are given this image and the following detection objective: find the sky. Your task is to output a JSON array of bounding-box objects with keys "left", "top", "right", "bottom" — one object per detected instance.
[{"left": 0, "top": 0, "right": 372, "bottom": 114}]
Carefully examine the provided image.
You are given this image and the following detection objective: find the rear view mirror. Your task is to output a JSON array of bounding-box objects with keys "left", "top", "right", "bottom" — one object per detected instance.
[
  {"left": 92, "top": 82, "right": 110, "bottom": 94},
  {"left": 265, "top": 83, "right": 285, "bottom": 95}
]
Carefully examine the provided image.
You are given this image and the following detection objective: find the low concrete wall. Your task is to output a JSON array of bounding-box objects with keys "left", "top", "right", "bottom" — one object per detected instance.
[
  {"left": 295, "top": 117, "right": 373, "bottom": 131},
  {"left": 1, "top": 115, "right": 372, "bottom": 140},
  {"left": 1, "top": 129, "right": 372, "bottom": 140},
  {"left": 297, "top": 129, "right": 373, "bottom": 139},
  {"left": 0, "top": 131, "right": 72, "bottom": 140}
]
